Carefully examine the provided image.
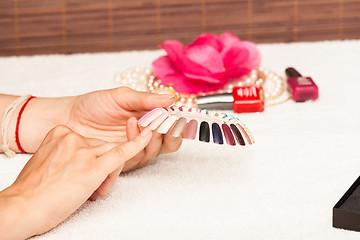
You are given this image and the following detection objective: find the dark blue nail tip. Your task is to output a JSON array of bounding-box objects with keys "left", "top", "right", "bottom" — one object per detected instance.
[{"left": 212, "top": 123, "right": 223, "bottom": 144}]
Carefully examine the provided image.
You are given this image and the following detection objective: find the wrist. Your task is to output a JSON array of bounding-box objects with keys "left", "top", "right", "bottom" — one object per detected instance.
[
  {"left": 9, "top": 96, "right": 75, "bottom": 153},
  {"left": 0, "top": 187, "right": 38, "bottom": 239}
]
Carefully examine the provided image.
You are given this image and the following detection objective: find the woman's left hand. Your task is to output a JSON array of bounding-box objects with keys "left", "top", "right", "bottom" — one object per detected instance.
[
  {"left": 0, "top": 125, "right": 153, "bottom": 239},
  {"left": 66, "top": 87, "right": 182, "bottom": 173}
]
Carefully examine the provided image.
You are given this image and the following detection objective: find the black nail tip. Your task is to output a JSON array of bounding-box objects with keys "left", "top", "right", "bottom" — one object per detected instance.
[
  {"left": 230, "top": 124, "right": 246, "bottom": 146},
  {"left": 199, "top": 121, "right": 210, "bottom": 142},
  {"left": 212, "top": 123, "right": 223, "bottom": 144}
]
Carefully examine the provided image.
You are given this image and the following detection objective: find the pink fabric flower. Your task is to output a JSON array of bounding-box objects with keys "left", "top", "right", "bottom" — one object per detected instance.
[{"left": 152, "top": 32, "right": 261, "bottom": 94}]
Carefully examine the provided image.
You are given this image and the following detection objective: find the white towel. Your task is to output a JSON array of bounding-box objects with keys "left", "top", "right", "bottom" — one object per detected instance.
[{"left": 1, "top": 40, "right": 360, "bottom": 239}]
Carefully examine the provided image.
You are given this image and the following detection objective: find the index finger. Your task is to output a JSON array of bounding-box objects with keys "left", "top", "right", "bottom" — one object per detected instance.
[{"left": 97, "top": 127, "right": 152, "bottom": 174}]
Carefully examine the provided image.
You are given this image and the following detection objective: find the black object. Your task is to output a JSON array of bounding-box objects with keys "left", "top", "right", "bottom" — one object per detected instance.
[
  {"left": 199, "top": 121, "right": 210, "bottom": 142},
  {"left": 333, "top": 175, "right": 360, "bottom": 232},
  {"left": 285, "top": 67, "right": 302, "bottom": 78}
]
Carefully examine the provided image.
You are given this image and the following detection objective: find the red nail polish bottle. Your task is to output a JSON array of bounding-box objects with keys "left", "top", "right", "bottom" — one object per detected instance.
[
  {"left": 232, "top": 86, "right": 265, "bottom": 113},
  {"left": 196, "top": 86, "right": 264, "bottom": 113},
  {"left": 286, "top": 67, "right": 319, "bottom": 102}
]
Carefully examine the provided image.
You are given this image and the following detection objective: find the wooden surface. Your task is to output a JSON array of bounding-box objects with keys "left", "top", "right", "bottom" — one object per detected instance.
[{"left": 0, "top": 0, "right": 359, "bottom": 56}]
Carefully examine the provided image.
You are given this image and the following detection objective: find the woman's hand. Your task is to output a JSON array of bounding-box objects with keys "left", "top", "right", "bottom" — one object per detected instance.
[
  {"left": 0, "top": 124, "right": 152, "bottom": 239},
  {"left": 4, "top": 87, "right": 182, "bottom": 172},
  {"left": 66, "top": 87, "right": 182, "bottom": 172}
]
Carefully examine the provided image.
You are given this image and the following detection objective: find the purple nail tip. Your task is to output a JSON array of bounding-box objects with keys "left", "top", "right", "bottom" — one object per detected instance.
[{"left": 212, "top": 123, "right": 223, "bottom": 145}]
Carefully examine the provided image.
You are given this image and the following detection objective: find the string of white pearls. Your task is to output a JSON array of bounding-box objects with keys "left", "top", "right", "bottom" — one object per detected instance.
[
  {"left": 114, "top": 67, "right": 152, "bottom": 92},
  {"left": 257, "top": 66, "right": 286, "bottom": 101},
  {"left": 114, "top": 66, "right": 286, "bottom": 107}
]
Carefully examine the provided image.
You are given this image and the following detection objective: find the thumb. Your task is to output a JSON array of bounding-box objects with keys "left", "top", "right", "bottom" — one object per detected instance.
[
  {"left": 115, "top": 87, "right": 175, "bottom": 111},
  {"left": 98, "top": 127, "right": 153, "bottom": 174}
]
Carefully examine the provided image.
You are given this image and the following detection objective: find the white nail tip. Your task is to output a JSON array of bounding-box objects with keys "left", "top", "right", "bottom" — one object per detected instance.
[
  {"left": 149, "top": 112, "right": 168, "bottom": 130},
  {"left": 157, "top": 115, "right": 177, "bottom": 134}
]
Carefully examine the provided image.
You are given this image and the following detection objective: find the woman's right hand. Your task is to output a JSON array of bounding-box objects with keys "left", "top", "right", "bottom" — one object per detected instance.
[{"left": 0, "top": 124, "right": 152, "bottom": 240}]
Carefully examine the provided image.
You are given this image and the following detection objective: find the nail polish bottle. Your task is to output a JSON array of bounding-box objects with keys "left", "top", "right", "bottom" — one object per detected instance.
[
  {"left": 232, "top": 86, "right": 265, "bottom": 113},
  {"left": 286, "top": 67, "right": 319, "bottom": 102}
]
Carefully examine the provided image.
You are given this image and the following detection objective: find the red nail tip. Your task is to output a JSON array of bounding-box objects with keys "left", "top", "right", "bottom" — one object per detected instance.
[{"left": 222, "top": 124, "right": 236, "bottom": 146}]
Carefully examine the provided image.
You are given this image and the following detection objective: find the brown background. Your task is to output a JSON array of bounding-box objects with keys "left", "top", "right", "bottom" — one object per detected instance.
[{"left": 0, "top": 0, "right": 359, "bottom": 56}]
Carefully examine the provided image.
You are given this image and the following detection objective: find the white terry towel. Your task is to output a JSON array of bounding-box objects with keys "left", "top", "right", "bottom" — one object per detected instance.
[{"left": 0, "top": 40, "right": 360, "bottom": 239}]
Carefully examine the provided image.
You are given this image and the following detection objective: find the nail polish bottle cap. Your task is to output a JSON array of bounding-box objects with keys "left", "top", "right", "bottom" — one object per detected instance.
[
  {"left": 197, "top": 93, "right": 233, "bottom": 110},
  {"left": 286, "top": 67, "right": 302, "bottom": 78}
]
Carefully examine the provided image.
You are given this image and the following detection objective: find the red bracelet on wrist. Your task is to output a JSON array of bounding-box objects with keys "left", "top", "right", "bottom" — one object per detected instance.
[{"left": 15, "top": 96, "right": 36, "bottom": 153}]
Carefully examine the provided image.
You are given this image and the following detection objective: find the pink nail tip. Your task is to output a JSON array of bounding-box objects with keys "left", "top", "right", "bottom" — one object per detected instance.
[
  {"left": 183, "top": 119, "right": 197, "bottom": 140},
  {"left": 140, "top": 108, "right": 164, "bottom": 127},
  {"left": 138, "top": 108, "right": 162, "bottom": 126}
]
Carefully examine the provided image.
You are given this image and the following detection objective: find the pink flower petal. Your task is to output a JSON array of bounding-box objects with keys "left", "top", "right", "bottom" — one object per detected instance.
[
  {"left": 222, "top": 41, "right": 261, "bottom": 69},
  {"left": 221, "top": 41, "right": 261, "bottom": 80},
  {"left": 162, "top": 40, "right": 212, "bottom": 77},
  {"left": 184, "top": 72, "right": 222, "bottom": 84},
  {"left": 222, "top": 46, "right": 250, "bottom": 69},
  {"left": 187, "top": 33, "right": 224, "bottom": 52},
  {"left": 159, "top": 74, "right": 225, "bottom": 94},
  {"left": 152, "top": 56, "right": 178, "bottom": 79},
  {"left": 224, "top": 68, "right": 251, "bottom": 80},
  {"left": 211, "top": 71, "right": 226, "bottom": 81},
  {"left": 240, "top": 41, "right": 261, "bottom": 68},
  {"left": 158, "top": 73, "right": 194, "bottom": 93},
  {"left": 219, "top": 32, "right": 241, "bottom": 47},
  {"left": 161, "top": 40, "right": 185, "bottom": 63},
  {"left": 153, "top": 57, "right": 224, "bottom": 93},
  {"left": 186, "top": 44, "right": 225, "bottom": 74}
]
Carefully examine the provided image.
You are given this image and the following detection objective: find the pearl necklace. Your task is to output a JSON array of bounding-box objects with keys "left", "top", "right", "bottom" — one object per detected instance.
[{"left": 114, "top": 66, "right": 288, "bottom": 107}]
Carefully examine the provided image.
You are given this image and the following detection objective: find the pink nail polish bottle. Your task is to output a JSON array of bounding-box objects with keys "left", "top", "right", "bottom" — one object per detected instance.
[{"left": 286, "top": 67, "right": 319, "bottom": 102}]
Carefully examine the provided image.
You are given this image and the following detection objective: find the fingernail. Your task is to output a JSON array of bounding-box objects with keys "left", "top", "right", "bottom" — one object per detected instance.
[
  {"left": 140, "top": 127, "right": 152, "bottom": 137},
  {"left": 158, "top": 94, "right": 175, "bottom": 100},
  {"left": 131, "top": 117, "right": 138, "bottom": 126}
]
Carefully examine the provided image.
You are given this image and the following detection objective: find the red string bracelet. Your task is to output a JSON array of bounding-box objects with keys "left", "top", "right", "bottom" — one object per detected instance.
[{"left": 15, "top": 96, "right": 36, "bottom": 153}]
